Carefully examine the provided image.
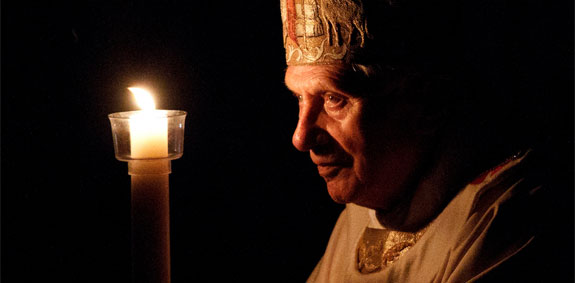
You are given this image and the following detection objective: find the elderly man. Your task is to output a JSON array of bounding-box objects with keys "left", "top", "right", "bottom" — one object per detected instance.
[{"left": 280, "top": 0, "right": 559, "bottom": 281}]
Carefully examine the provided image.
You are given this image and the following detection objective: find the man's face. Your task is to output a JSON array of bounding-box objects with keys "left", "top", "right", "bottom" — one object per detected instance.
[{"left": 285, "top": 64, "right": 431, "bottom": 211}]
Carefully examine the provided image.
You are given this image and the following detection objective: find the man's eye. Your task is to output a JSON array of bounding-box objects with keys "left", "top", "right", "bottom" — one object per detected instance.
[{"left": 325, "top": 94, "right": 346, "bottom": 109}]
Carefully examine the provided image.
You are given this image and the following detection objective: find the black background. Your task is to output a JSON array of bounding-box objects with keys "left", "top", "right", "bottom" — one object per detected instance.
[{"left": 2, "top": 1, "right": 573, "bottom": 282}]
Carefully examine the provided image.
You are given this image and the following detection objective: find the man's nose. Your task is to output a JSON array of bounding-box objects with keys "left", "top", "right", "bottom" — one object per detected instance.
[{"left": 292, "top": 102, "right": 327, "bottom": 152}]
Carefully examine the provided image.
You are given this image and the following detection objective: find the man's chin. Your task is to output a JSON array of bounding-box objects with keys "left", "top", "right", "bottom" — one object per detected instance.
[{"left": 324, "top": 176, "right": 358, "bottom": 204}]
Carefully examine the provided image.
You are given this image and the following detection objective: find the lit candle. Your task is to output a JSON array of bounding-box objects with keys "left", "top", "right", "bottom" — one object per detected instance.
[
  {"left": 128, "top": 87, "right": 168, "bottom": 159},
  {"left": 109, "top": 87, "right": 186, "bottom": 283}
]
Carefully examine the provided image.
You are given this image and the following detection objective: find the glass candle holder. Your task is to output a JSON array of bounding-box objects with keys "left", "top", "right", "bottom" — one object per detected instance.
[{"left": 109, "top": 110, "right": 186, "bottom": 161}]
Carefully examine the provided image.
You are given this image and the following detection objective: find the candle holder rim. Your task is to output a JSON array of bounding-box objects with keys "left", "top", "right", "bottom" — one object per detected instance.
[
  {"left": 115, "top": 154, "right": 183, "bottom": 162},
  {"left": 108, "top": 110, "right": 187, "bottom": 119}
]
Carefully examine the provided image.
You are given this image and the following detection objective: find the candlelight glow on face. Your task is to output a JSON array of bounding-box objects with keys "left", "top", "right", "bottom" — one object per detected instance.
[{"left": 127, "top": 87, "right": 168, "bottom": 159}]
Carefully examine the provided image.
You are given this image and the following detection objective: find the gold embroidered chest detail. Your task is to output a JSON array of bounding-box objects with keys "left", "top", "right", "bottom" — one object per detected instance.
[{"left": 357, "top": 227, "right": 427, "bottom": 274}]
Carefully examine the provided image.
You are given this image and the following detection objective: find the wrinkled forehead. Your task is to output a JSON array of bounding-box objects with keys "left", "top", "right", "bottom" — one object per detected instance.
[
  {"left": 284, "top": 66, "right": 337, "bottom": 98},
  {"left": 285, "top": 63, "right": 405, "bottom": 98},
  {"left": 285, "top": 64, "right": 371, "bottom": 95}
]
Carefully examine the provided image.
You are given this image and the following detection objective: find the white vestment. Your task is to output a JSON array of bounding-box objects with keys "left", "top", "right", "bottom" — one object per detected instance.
[{"left": 308, "top": 152, "right": 543, "bottom": 282}]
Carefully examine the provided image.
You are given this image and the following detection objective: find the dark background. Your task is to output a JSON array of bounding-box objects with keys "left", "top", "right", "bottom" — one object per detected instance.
[
  {"left": 3, "top": 2, "right": 343, "bottom": 282},
  {"left": 2, "top": 1, "right": 573, "bottom": 282}
]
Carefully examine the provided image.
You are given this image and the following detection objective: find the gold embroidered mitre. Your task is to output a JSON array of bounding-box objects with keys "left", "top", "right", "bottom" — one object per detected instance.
[
  {"left": 279, "top": 0, "right": 460, "bottom": 70},
  {"left": 280, "top": 0, "right": 370, "bottom": 65}
]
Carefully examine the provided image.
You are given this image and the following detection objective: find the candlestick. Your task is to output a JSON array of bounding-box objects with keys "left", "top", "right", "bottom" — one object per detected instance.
[
  {"left": 109, "top": 88, "right": 186, "bottom": 283},
  {"left": 129, "top": 159, "right": 171, "bottom": 283}
]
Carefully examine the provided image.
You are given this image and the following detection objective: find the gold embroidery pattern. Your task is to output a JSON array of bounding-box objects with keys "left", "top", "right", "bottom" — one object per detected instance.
[
  {"left": 280, "top": 0, "right": 369, "bottom": 65},
  {"left": 357, "top": 227, "right": 427, "bottom": 274}
]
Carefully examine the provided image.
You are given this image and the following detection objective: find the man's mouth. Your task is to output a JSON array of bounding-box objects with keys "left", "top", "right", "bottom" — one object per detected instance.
[{"left": 316, "top": 163, "right": 352, "bottom": 180}]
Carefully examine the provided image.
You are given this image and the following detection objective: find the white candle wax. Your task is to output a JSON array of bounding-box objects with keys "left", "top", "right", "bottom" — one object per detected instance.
[
  {"left": 130, "top": 110, "right": 168, "bottom": 159},
  {"left": 128, "top": 87, "right": 168, "bottom": 159}
]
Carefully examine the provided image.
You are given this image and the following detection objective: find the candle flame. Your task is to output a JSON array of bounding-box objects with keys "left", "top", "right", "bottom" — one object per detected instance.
[{"left": 128, "top": 87, "right": 156, "bottom": 110}]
